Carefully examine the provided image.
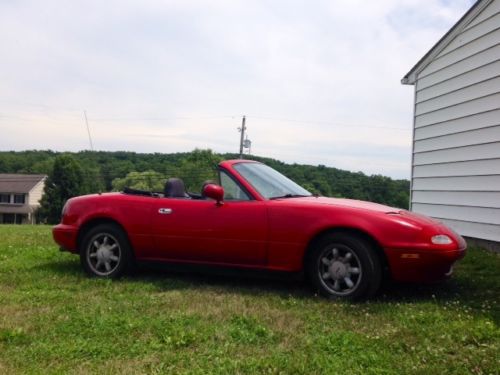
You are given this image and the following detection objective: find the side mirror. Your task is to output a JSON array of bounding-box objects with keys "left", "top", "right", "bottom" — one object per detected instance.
[{"left": 203, "top": 184, "right": 224, "bottom": 205}]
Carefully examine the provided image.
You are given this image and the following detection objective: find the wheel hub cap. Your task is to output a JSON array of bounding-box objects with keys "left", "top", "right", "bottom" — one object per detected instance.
[
  {"left": 329, "top": 261, "right": 347, "bottom": 279},
  {"left": 97, "top": 247, "right": 111, "bottom": 262},
  {"left": 87, "top": 233, "right": 121, "bottom": 277},
  {"left": 318, "top": 245, "right": 363, "bottom": 296}
]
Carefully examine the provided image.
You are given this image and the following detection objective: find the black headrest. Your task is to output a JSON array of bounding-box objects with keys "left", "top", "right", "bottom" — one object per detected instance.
[{"left": 165, "top": 178, "right": 188, "bottom": 198}]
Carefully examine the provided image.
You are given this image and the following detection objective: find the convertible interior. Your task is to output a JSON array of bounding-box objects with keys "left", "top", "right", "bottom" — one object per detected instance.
[{"left": 122, "top": 178, "right": 214, "bottom": 200}]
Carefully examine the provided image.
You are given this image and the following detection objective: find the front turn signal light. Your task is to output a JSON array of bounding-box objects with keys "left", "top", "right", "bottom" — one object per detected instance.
[{"left": 431, "top": 234, "right": 453, "bottom": 245}]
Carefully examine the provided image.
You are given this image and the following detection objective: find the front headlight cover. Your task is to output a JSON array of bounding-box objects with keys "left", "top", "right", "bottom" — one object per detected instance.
[{"left": 431, "top": 234, "right": 453, "bottom": 245}]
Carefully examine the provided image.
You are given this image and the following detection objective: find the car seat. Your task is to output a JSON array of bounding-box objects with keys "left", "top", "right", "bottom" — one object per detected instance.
[{"left": 164, "top": 178, "right": 189, "bottom": 198}]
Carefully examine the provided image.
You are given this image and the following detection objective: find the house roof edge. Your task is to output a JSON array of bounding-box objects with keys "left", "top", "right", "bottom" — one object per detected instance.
[{"left": 401, "top": 0, "right": 491, "bottom": 85}]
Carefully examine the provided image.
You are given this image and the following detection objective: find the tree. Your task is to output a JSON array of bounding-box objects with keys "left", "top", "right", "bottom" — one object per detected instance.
[
  {"left": 1, "top": 149, "right": 411, "bottom": 210},
  {"left": 112, "top": 171, "right": 165, "bottom": 192},
  {"left": 175, "top": 149, "right": 222, "bottom": 192},
  {"left": 38, "top": 154, "right": 89, "bottom": 224}
]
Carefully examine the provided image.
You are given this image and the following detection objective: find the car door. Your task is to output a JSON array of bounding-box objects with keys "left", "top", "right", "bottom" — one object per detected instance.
[{"left": 150, "top": 174, "right": 268, "bottom": 265}]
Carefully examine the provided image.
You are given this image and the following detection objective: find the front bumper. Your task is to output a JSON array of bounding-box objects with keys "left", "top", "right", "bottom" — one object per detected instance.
[
  {"left": 52, "top": 224, "right": 78, "bottom": 253},
  {"left": 385, "top": 245, "right": 467, "bottom": 283}
]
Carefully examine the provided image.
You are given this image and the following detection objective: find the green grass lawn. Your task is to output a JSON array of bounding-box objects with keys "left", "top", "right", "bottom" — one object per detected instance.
[{"left": 0, "top": 225, "right": 498, "bottom": 374}]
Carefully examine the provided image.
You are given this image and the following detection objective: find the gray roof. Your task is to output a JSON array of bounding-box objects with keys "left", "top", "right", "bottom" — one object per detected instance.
[{"left": 0, "top": 174, "right": 47, "bottom": 193}]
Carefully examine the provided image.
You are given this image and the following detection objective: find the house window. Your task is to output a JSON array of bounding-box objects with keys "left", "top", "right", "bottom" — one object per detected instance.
[
  {"left": 14, "top": 194, "right": 25, "bottom": 204},
  {"left": 0, "top": 194, "right": 10, "bottom": 203}
]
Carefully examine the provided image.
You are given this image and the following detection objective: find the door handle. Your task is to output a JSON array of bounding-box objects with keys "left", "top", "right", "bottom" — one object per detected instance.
[{"left": 158, "top": 208, "right": 173, "bottom": 214}]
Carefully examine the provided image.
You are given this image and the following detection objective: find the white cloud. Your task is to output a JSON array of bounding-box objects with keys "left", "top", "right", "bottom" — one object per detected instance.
[{"left": 0, "top": 0, "right": 475, "bottom": 178}]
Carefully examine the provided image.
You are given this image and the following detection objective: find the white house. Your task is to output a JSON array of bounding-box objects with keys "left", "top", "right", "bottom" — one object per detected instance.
[
  {"left": 402, "top": 0, "right": 500, "bottom": 245},
  {"left": 0, "top": 174, "right": 47, "bottom": 224}
]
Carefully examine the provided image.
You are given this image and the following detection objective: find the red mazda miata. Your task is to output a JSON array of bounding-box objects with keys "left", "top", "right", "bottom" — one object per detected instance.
[{"left": 53, "top": 160, "right": 466, "bottom": 299}]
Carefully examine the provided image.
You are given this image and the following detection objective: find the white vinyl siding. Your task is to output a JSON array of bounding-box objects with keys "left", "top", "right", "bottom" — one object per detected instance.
[
  {"left": 28, "top": 180, "right": 45, "bottom": 206},
  {"left": 435, "top": 219, "right": 500, "bottom": 242},
  {"left": 414, "top": 109, "right": 500, "bottom": 139},
  {"left": 415, "top": 92, "right": 500, "bottom": 127},
  {"left": 413, "top": 159, "right": 500, "bottom": 178},
  {"left": 415, "top": 76, "right": 500, "bottom": 115},
  {"left": 465, "top": 0, "right": 500, "bottom": 30},
  {"left": 412, "top": 191, "right": 500, "bottom": 208},
  {"left": 411, "top": 0, "right": 500, "bottom": 242},
  {"left": 416, "top": 60, "right": 500, "bottom": 102},
  {"left": 413, "top": 125, "right": 500, "bottom": 152},
  {"left": 412, "top": 176, "right": 500, "bottom": 191},
  {"left": 412, "top": 203, "right": 500, "bottom": 226},
  {"left": 404, "top": 0, "right": 500, "bottom": 242},
  {"left": 441, "top": 12, "right": 500, "bottom": 55},
  {"left": 419, "top": 29, "right": 500, "bottom": 77},
  {"left": 413, "top": 142, "right": 500, "bottom": 165},
  {"left": 416, "top": 44, "right": 500, "bottom": 90}
]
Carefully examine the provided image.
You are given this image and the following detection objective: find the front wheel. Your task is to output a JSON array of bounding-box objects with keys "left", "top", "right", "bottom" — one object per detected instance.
[
  {"left": 306, "top": 232, "right": 381, "bottom": 300},
  {"left": 80, "top": 224, "right": 132, "bottom": 278}
]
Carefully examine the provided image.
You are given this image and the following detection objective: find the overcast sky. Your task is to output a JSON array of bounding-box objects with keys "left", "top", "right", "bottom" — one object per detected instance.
[{"left": 0, "top": 0, "right": 475, "bottom": 179}]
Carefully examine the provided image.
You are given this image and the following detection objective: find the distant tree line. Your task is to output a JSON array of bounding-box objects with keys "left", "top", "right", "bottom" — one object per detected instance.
[{"left": 0, "top": 149, "right": 409, "bottom": 223}]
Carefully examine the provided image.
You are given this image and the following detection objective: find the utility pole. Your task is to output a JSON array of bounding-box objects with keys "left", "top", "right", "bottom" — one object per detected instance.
[
  {"left": 238, "top": 115, "right": 246, "bottom": 159},
  {"left": 84, "top": 110, "right": 94, "bottom": 151}
]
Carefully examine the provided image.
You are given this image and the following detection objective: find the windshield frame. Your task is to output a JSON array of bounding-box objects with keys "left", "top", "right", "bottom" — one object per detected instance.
[{"left": 232, "top": 162, "right": 312, "bottom": 200}]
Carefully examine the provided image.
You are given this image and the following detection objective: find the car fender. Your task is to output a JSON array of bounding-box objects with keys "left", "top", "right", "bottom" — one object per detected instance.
[{"left": 70, "top": 194, "right": 154, "bottom": 256}]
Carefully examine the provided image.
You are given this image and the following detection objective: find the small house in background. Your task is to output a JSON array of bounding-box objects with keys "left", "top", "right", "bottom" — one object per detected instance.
[
  {"left": 0, "top": 174, "right": 47, "bottom": 224},
  {"left": 402, "top": 0, "right": 500, "bottom": 247}
]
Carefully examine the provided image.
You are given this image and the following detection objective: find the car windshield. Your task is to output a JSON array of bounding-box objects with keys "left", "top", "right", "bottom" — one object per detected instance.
[{"left": 233, "top": 163, "right": 312, "bottom": 199}]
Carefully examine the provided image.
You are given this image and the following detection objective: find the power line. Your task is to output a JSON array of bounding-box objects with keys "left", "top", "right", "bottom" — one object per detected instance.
[
  {"left": 248, "top": 115, "right": 410, "bottom": 131},
  {"left": 0, "top": 111, "right": 238, "bottom": 123},
  {"left": 1, "top": 108, "right": 409, "bottom": 131},
  {"left": 89, "top": 115, "right": 237, "bottom": 122}
]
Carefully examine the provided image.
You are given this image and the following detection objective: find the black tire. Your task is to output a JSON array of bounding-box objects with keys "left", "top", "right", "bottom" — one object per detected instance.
[
  {"left": 79, "top": 223, "right": 133, "bottom": 279},
  {"left": 305, "top": 232, "right": 381, "bottom": 300}
]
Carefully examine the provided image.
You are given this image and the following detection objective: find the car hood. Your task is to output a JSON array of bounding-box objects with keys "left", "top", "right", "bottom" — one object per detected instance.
[
  {"left": 285, "top": 196, "right": 400, "bottom": 213},
  {"left": 284, "top": 196, "right": 441, "bottom": 226}
]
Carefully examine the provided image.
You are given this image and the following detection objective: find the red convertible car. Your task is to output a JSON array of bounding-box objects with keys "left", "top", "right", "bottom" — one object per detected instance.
[{"left": 53, "top": 160, "right": 466, "bottom": 299}]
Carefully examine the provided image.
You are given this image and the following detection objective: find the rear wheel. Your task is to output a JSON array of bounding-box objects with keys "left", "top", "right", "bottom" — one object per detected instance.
[
  {"left": 306, "top": 232, "right": 381, "bottom": 300},
  {"left": 80, "top": 224, "right": 132, "bottom": 278}
]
